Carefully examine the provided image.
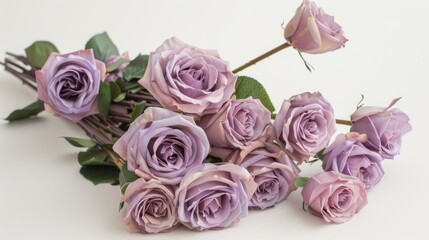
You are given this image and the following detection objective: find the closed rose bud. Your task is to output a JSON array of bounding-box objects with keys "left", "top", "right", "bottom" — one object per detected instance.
[
  {"left": 36, "top": 49, "right": 106, "bottom": 122},
  {"left": 351, "top": 98, "right": 412, "bottom": 159},
  {"left": 284, "top": 0, "right": 348, "bottom": 54}
]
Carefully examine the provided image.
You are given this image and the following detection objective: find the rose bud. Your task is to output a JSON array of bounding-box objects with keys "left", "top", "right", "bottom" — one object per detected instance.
[
  {"left": 139, "top": 37, "right": 236, "bottom": 116},
  {"left": 274, "top": 92, "right": 336, "bottom": 164},
  {"left": 122, "top": 179, "right": 179, "bottom": 234},
  {"left": 36, "top": 49, "right": 106, "bottom": 122},
  {"left": 176, "top": 163, "right": 257, "bottom": 231},
  {"left": 284, "top": 0, "right": 348, "bottom": 54},
  {"left": 351, "top": 98, "right": 412, "bottom": 159},
  {"left": 113, "top": 107, "right": 210, "bottom": 185},
  {"left": 322, "top": 132, "right": 384, "bottom": 189},
  {"left": 302, "top": 171, "right": 367, "bottom": 223}
]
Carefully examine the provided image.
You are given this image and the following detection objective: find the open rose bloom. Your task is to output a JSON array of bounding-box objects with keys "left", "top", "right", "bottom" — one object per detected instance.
[
  {"left": 139, "top": 37, "right": 236, "bottom": 116},
  {"left": 36, "top": 49, "right": 106, "bottom": 122}
]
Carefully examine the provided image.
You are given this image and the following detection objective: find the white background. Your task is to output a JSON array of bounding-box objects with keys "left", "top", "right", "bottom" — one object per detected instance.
[{"left": 0, "top": 0, "right": 428, "bottom": 239}]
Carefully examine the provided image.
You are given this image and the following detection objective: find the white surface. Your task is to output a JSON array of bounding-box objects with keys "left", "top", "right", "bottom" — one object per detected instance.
[{"left": 0, "top": 0, "right": 427, "bottom": 239}]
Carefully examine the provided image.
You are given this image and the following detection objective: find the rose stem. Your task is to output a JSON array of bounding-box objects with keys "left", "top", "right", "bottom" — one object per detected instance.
[
  {"left": 104, "top": 148, "right": 124, "bottom": 168},
  {"left": 1, "top": 61, "right": 37, "bottom": 90},
  {"left": 336, "top": 119, "right": 352, "bottom": 126},
  {"left": 78, "top": 120, "right": 113, "bottom": 144},
  {"left": 232, "top": 42, "right": 291, "bottom": 74}
]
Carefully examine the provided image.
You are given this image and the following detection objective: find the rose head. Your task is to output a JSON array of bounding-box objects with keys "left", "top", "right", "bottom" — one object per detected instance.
[
  {"left": 233, "top": 142, "right": 300, "bottom": 210},
  {"left": 104, "top": 52, "right": 130, "bottom": 82},
  {"left": 274, "top": 92, "right": 336, "bottom": 164},
  {"left": 113, "top": 107, "right": 210, "bottom": 185},
  {"left": 200, "top": 97, "right": 275, "bottom": 149},
  {"left": 284, "top": 0, "right": 348, "bottom": 54},
  {"left": 139, "top": 37, "right": 237, "bottom": 116},
  {"left": 36, "top": 49, "right": 106, "bottom": 122},
  {"left": 322, "top": 132, "right": 384, "bottom": 189},
  {"left": 175, "top": 163, "right": 257, "bottom": 231},
  {"left": 122, "top": 179, "right": 178, "bottom": 234},
  {"left": 351, "top": 98, "right": 412, "bottom": 159},
  {"left": 302, "top": 171, "right": 367, "bottom": 224}
]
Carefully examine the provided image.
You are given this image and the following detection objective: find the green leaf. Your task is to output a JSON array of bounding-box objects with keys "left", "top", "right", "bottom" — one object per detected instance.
[
  {"left": 25, "top": 41, "right": 59, "bottom": 69},
  {"left": 5, "top": 100, "right": 44, "bottom": 122},
  {"left": 109, "top": 81, "right": 122, "bottom": 99},
  {"left": 106, "top": 57, "right": 129, "bottom": 72},
  {"left": 85, "top": 32, "right": 119, "bottom": 61},
  {"left": 78, "top": 149, "right": 112, "bottom": 166},
  {"left": 124, "top": 54, "right": 149, "bottom": 81},
  {"left": 119, "top": 164, "right": 139, "bottom": 195},
  {"left": 130, "top": 101, "right": 147, "bottom": 123},
  {"left": 98, "top": 83, "right": 111, "bottom": 116},
  {"left": 113, "top": 92, "right": 126, "bottom": 103},
  {"left": 234, "top": 76, "right": 275, "bottom": 112},
  {"left": 79, "top": 165, "right": 120, "bottom": 185},
  {"left": 294, "top": 177, "right": 309, "bottom": 188},
  {"left": 64, "top": 137, "right": 96, "bottom": 148},
  {"left": 298, "top": 52, "right": 314, "bottom": 72}
]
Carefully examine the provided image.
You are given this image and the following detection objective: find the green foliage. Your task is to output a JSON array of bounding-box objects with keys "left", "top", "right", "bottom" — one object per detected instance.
[
  {"left": 98, "top": 83, "right": 111, "bottom": 116},
  {"left": 5, "top": 100, "right": 44, "bottom": 122},
  {"left": 25, "top": 41, "right": 59, "bottom": 69},
  {"left": 106, "top": 58, "right": 129, "bottom": 72},
  {"left": 234, "top": 76, "right": 275, "bottom": 112},
  {"left": 119, "top": 164, "right": 139, "bottom": 195},
  {"left": 78, "top": 148, "right": 113, "bottom": 167},
  {"left": 130, "top": 101, "right": 147, "bottom": 123},
  {"left": 85, "top": 32, "right": 119, "bottom": 61},
  {"left": 124, "top": 54, "right": 149, "bottom": 81},
  {"left": 79, "top": 165, "right": 120, "bottom": 185},
  {"left": 64, "top": 137, "right": 96, "bottom": 148},
  {"left": 294, "top": 177, "right": 309, "bottom": 188}
]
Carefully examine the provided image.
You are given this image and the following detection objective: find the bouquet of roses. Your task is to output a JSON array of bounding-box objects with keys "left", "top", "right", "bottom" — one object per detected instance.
[{"left": 1, "top": 0, "right": 411, "bottom": 234}]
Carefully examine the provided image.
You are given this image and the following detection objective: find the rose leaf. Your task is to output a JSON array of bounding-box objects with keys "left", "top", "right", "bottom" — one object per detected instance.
[
  {"left": 5, "top": 100, "right": 44, "bottom": 122},
  {"left": 234, "top": 76, "right": 275, "bottom": 112},
  {"left": 85, "top": 32, "right": 119, "bottom": 61},
  {"left": 124, "top": 54, "right": 149, "bottom": 81}
]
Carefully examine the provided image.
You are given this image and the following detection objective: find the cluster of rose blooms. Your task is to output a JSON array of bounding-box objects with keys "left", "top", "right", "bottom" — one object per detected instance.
[{"left": 3, "top": 0, "right": 411, "bottom": 234}]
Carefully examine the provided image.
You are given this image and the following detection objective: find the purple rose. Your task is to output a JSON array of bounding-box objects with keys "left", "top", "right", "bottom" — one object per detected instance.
[
  {"left": 322, "top": 132, "right": 384, "bottom": 189},
  {"left": 104, "top": 52, "right": 130, "bottom": 82},
  {"left": 139, "top": 37, "right": 237, "bottom": 116},
  {"left": 284, "top": 0, "right": 348, "bottom": 54},
  {"left": 176, "top": 163, "right": 257, "bottom": 231},
  {"left": 302, "top": 171, "right": 367, "bottom": 224},
  {"left": 36, "top": 49, "right": 106, "bottom": 122},
  {"left": 113, "top": 107, "right": 210, "bottom": 185},
  {"left": 231, "top": 142, "right": 300, "bottom": 210},
  {"left": 200, "top": 97, "right": 275, "bottom": 149},
  {"left": 122, "top": 179, "right": 179, "bottom": 234},
  {"left": 274, "top": 92, "right": 336, "bottom": 164},
  {"left": 351, "top": 98, "right": 412, "bottom": 159}
]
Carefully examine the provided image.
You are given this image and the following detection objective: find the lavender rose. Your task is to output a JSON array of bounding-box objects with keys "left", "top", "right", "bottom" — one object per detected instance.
[
  {"left": 36, "top": 49, "right": 106, "bottom": 122},
  {"left": 113, "top": 107, "right": 210, "bottom": 185},
  {"left": 176, "top": 163, "right": 257, "bottom": 231},
  {"left": 139, "top": 37, "right": 237, "bottom": 116},
  {"left": 284, "top": 0, "right": 348, "bottom": 54},
  {"left": 322, "top": 132, "right": 384, "bottom": 189},
  {"left": 122, "top": 179, "right": 178, "bottom": 234},
  {"left": 200, "top": 97, "right": 275, "bottom": 149},
  {"left": 351, "top": 98, "right": 412, "bottom": 159},
  {"left": 274, "top": 92, "right": 336, "bottom": 164},
  {"left": 233, "top": 142, "right": 300, "bottom": 210},
  {"left": 302, "top": 171, "right": 367, "bottom": 224}
]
